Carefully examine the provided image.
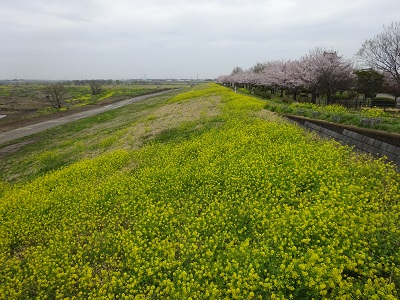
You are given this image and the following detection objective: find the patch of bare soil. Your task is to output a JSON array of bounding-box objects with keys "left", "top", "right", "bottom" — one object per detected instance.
[{"left": 0, "top": 139, "right": 37, "bottom": 157}]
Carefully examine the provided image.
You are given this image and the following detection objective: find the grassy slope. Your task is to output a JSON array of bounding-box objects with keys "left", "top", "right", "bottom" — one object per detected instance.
[{"left": 0, "top": 84, "right": 399, "bottom": 299}]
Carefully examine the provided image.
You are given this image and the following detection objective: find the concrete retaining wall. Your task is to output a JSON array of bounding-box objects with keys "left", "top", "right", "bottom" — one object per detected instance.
[{"left": 291, "top": 119, "right": 400, "bottom": 168}]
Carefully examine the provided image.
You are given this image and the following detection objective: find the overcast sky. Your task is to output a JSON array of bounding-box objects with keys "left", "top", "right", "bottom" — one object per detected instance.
[{"left": 1, "top": 0, "right": 399, "bottom": 80}]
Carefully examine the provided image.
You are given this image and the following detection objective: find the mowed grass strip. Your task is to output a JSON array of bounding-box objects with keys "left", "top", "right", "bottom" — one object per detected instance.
[{"left": 0, "top": 84, "right": 399, "bottom": 299}]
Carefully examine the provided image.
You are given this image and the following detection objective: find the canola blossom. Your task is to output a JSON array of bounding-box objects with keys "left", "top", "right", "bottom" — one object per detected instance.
[{"left": 0, "top": 84, "right": 399, "bottom": 299}]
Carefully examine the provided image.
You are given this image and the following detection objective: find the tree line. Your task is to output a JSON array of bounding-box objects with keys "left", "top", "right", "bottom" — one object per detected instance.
[{"left": 217, "top": 21, "right": 400, "bottom": 104}]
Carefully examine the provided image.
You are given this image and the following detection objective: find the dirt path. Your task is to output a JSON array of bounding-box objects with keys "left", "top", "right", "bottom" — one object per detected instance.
[{"left": 0, "top": 89, "right": 175, "bottom": 145}]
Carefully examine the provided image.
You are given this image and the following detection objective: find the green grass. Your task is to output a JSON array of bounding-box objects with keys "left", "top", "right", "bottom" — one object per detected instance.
[
  {"left": 0, "top": 84, "right": 399, "bottom": 299},
  {"left": 65, "top": 84, "right": 178, "bottom": 108},
  {"left": 0, "top": 85, "right": 11, "bottom": 96},
  {"left": 264, "top": 100, "right": 400, "bottom": 133}
]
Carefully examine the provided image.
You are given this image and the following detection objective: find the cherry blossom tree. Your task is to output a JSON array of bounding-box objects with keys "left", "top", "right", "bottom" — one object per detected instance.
[
  {"left": 218, "top": 47, "right": 354, "bottom": 105},
  {"left": 216, "top": 75, "right": 228, "bottom": 85},
  {"left": 298, "top": 54, "right": 321, "bottom": 103},
  {"left": 254, "top": 62, "right": 274, "bottom": 90},
  {"left": 229, "top": 67, "right": 245, "bottom": 87},
  {"left": 257, "top": 60, "right": 288, "bottom": 95},
  {"left": 252, "top": 62, "right": 268, "bottom": 74},
  {"left": 301, "top": 48, "right": 354, "bottom": 104},
  {"left": 285, "top": 60, "right": 307, "bottom": 100}
]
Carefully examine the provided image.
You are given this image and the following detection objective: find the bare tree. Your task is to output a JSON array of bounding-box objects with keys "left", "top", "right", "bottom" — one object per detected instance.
[
  {"left": 357, "top": 21, "right": 400, "bottom": 90},
  {"left": 88, "top": 80, "right": 102, "bottom": 95},
  {"left": 383, "top": 72, "right": 400, "bottom": 100},
  {"left": 44, "top": 84, "right": 67, "bottom": 108}
]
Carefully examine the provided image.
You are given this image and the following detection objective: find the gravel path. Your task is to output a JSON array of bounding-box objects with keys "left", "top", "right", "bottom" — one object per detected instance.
[{"left": 0, "top": 89, "right": 175, "bottom": 145}]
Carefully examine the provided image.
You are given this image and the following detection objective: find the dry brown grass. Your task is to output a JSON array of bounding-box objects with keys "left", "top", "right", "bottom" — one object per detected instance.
[{"left": 116, "top": 95, "right": 222, "bottom": 149}]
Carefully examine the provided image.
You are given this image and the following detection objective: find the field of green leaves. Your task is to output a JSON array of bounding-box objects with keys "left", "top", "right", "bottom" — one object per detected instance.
[{"left": 0, "top": 84, "right": 399, "bottom": 299}]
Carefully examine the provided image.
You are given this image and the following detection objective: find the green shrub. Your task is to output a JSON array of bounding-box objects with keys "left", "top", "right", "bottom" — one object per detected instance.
[
  {"left": 252, "top": 87, "right": 273, "bottom": 99},
  {"left": 371, "top": 98, "right": 396, "bottom": 108},
  {"left": 373, "top": 97, "right": 395, "bottom": 101}
]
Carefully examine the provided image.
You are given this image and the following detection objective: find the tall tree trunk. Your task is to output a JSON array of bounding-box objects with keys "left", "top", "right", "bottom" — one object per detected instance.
[
  {"left": 293, "top": 90, "right": 297, "bottom": 101},
  {"left": 326, "top": 91, "right": 332, "bottom": 105},
  {"left": 311, "top": 91, "right": 317, "bottom": 104}
]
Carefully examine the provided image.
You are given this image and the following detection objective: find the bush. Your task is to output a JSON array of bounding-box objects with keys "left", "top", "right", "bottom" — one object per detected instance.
[
  {"left": 252, "top": 87, "right": 273, "bottom": 99},
  {"left": 334, "top": 94, "right": 350, "bottom": 100},
  {"left": 371, "top": 98, "right": 396, "bottom": 108},
  {"left": 373, "top": 97, "right": 395, "bottom": 101}
]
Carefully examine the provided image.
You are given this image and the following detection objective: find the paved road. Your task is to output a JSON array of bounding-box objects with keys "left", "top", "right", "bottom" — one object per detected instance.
[{"left": 0, "top": 89, "right": 175, "bottom": 145}]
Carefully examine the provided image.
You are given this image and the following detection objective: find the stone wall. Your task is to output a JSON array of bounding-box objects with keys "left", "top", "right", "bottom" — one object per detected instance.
[{"left": 287, "top": 118, "right": 400, "bottom": 168}]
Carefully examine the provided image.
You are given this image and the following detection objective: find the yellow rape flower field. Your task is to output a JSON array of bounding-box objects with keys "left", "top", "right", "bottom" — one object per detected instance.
[{"left": 0, "top": 84, "right": 399, "bottom": 299}]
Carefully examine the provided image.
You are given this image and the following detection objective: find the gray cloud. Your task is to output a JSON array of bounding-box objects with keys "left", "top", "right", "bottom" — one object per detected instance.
[{"left": 1, "top": 0, "right": 399, "bottom": 79}]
